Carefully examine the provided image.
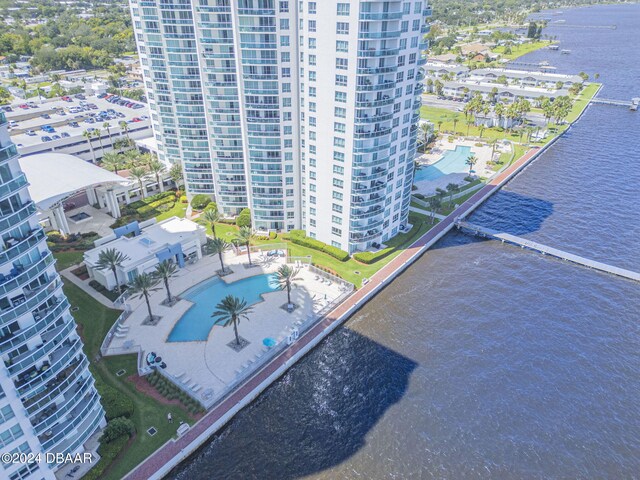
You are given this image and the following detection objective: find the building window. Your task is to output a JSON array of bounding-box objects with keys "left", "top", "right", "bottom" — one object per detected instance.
[
  {"left": 331, "top": 227, "right": 342, "bottom": 236},
  {"left": 413, "top": 19, "right": 421, "bottom": 31},
  {"left": 333, "top": 151, "right": 345, "bottom": 162},
  {"left": 280, "top": 18, "right": 289, "bottom": 30},
  {"left": 401, "top": 21, "right": 408, "bottom": 33},
  {"left": 333, "top": 137, "right": 345, "bottom": 147},
  {"left": 279, "top": 1, "right": 289, "bottom": 13},
  {"left": 333, "top": 165, "right": 344, "bottom": 175},
  {"left": 336, "top": 22, "right": 349, "bottom": 34},
  {"left": 336, "top": 58, "right": 348, "bottom": 70},
  {"left": 309, "top": 86, "right": 316, "bottom": 97},
  {"left": 332, "top": 203, "right": 343, "bottom": 213},
  {"left": 334, "top": 122, "right": 346, "bottom": 133},
  {"left": 333, "top": 178, "right": 344, "bottom": 188},
  {"left": 309, "top": 54, "right": 316, "bottom": 65},
  {"left": 282, "top": 67, "right": 291, "bottom": 78},
  {"left": 335, "top": 91, "right": 347, "bottom": 103},
  {"left": 334, "top": 107, "right": 346, "bottom": 118},
  {"left": 280, "top": 36, "right": 290, "bottom": 47},
  {"left": 309, "top": 71, "right": 316, "bottom": 81},
  {"left": 336, "top": 40, "right": 348, "bottom": 53},
  {"left": 309, "top": 2, "right": 316, "bottom": 14},
  {"left": 337, "top": 3, "right": 350, "bottom": 16},
  {"left": 336, "top": 74, "right": 347, "bottom": 86},
  {"left": 332, "top": 191, "right": 343, "bottom": 200},
  {"left": 281, "top": 52, "right": 290, "bottom": 62},
  {"left": 332, "top": 215, "right": 343, "bottom": 225},
  {"left": 308, "top": 20, "right": 316, "bottom": 32}
]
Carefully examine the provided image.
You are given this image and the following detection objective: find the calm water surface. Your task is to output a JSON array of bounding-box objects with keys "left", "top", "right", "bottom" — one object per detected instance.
[{"left": 170, "top": 5, "right": 640, "bottom": 479}]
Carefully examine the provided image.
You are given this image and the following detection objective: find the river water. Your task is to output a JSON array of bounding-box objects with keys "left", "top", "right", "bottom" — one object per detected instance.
[{"left": 170, "top": 5, "right": 640, "bottom": 479}]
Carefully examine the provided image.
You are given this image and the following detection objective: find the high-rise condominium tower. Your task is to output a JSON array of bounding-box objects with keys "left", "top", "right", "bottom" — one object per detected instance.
[
  {"left": 130, "top": 0, "right": 429, "bottom": 253},
  {"left": 0, "top": 112, "right": 105, "bottom": 480}
]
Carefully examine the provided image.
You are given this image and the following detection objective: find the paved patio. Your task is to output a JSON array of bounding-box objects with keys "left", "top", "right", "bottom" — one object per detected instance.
[
  {"left": 413, "top": 139, "right": 500, "bottom": 196},
  {"left": 103, "top": 249, "right": 346, "bottom": 405},
  {"left": 65, "top": 205, "right": 115, "bottom": 237}
]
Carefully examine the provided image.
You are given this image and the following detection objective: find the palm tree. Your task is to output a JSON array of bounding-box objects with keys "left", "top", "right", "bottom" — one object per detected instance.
[
  {"left": 147, "top": 159, "right": 166, "bottom": 193},
  {"left": 427, "top": 197, "right": 441, "bottom": 224},
  {"left": 119, "top": 120, "right": 130, "bottom": 140},
  {"left": 101, "top": 151, "right": 125, "bottom": 175},
  {"left": 129, "top": 273, "right": 160, "bottom": 322},
  {"left": 169, "top": 163, "right": 184, "bottom": 188},
  {"left": 95, "top": 248, "right": 130, "bottom": 294},
  {"left": 153, "top": 260, "right": 178, "bottom": 304},
  {"left": 452, "top": 115, "right": 460, "bottom": 134},
  {"left": 445, "top": 183, "right": 459, "bottom": 204},
  {"left": 208, "top": 238, "right": 230, "bottom": 273},
  {"left": 275, "top": 264, "right": 300, "bottom": 308},
  {"left": 129, "top": 166, "right": 149, "bottom": 198},
  {"left": 202, "top": 208, "right": 220, "bottom": 239},
  {"left": 94, "top": 128, "right": 103, "bottom": 154},
  {"left": 419, "top": 123, "right": 431, "bottom": 151},
  {"left": 466, "top": 155, "right": 478, "bottom": 175},
  {"left": 211, "top": 295, "right": 253, "bottom": 347},
  {"left": 234, "top": 226, "right": 255, "bottom": 266},
  {"left": 103, "top": 122, "right": 112, "bottom": 143},
  {"left": 83, "top": 130, "right": 96, "bottom": 163}
]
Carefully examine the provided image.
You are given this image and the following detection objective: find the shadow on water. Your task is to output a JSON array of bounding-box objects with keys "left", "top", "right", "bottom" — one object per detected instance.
[
  {"left": 167, "top": 328, "right": 418, "bottom": 480},
  {"left": 466, "top": 190, "right": 555, "bottom": 236}
]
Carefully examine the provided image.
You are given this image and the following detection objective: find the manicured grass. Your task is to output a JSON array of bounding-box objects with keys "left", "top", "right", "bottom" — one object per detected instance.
[
  {"left": 566, "top": 83, "right": 601, "bottom": 123},
  {"left": 420, "top": 106, "right": 523, "bottom": 142},
  {"left": 53, "top": 251, "right": 85, "bottom": 270},
  {"left": 155, "top": 201, "right": 188, "bottom": 222},
  {"left": 64, "top": 281, "right": 192, "bottom": 480},
  {"left": 492, "top": 40, "right": 553, "bottom": 60}
]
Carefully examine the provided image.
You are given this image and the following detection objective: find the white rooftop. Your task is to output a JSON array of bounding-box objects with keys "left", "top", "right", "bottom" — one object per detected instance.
[
  {"left": 18, "top": 152, "right": 127, "bottom": 210},
  {"left": 84, "top": 217, "right": 205, "bottom": 269}
]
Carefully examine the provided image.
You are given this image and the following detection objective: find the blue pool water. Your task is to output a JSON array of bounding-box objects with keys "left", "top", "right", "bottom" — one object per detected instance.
[
  {"left": 167, "top": 273, "right": 279, "bottom": 342},
  {"left": 414, "top": 145, "right": 472, "bottom": 182}
]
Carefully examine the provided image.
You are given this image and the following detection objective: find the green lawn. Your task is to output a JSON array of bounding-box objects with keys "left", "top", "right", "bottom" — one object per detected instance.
[
  {"left": 64, "top": 281, "right": 192, "bottom": 480},
  {"left": 566, "top": 83, "right": 601, "bottom": 123},
  {"left": 492, "top": 40, "right": 553, "bottom": 60},
  {"left": 155, "top": 201, "right": 188, "bottom": 222},
  {"left": 420, "top": 106, "right": 523, "bottom": 142},
  {"left": 52, "top": 251, "right": 85, "bottom": 270}
]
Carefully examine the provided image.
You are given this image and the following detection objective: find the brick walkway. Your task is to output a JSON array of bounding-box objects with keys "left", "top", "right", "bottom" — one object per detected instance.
[{"left": 125, "top": 147, "right": 540, "bottom": 480}]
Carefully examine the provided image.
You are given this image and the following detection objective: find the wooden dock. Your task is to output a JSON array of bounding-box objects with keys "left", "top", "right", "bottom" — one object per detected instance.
[
  {"left": 455, "top": 221, "right": 640, "bottom": 283},
  {"left": 591, "top": 97, "right": 639, "bottom": 111}
]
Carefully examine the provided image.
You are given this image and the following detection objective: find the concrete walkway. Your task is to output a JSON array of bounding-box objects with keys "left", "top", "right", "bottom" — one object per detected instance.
[
  {"left": 409, "top": 205, "right": 446, "bottom": 220},
  {"left": 123, "top": 146, "right": 541, "bottom": 480},
  {"left": 60, "top": 266, "right": 118, "bottom": 309}
]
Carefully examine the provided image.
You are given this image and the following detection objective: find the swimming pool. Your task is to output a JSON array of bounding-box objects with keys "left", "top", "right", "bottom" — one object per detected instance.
[
  {"left": 414, "top": 145, "right": 472, "bottom": 182},
  {"left": 167, "top": 273, "right": 279, "bottom": 342}
]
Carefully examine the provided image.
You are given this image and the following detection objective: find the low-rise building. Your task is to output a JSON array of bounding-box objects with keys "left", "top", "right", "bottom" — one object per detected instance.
[
  {"left": 424, "top": 62, "right": 469, "bottom": 79},
  {"left": 441, "top": 80, "right": 569, "bottom": 103},
  {"left": 84, "top": 217, "right": 207, "bottom": 290},
  {"left": 468, "top": 68, "right": 584, "bottom": 89}
]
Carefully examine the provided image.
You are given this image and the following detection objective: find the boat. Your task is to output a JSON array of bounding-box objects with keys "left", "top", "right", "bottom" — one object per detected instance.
[
  {"left": 548, "top": 45, "right": 560, "bottom": 51},
  {"left": 561, "top": 49, "right": 571, "bottom": 55}
]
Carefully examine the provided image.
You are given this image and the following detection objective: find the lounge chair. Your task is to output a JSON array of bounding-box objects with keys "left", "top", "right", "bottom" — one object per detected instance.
[
  {"left": 192, "top": 384, "right": 202, "bottom": 393},
  {"left": 114, "top": 332, "right": 127, "bottom": 339},
  {"left": 175, "top": 372, "right": 185, "bottom": 380}
]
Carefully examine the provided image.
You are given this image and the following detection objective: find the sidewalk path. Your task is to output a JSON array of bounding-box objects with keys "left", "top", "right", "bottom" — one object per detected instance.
[
  {"left": 125, "top": 147, "right": 540, "bottom": 480},
  {"left": 60, "top": 266, "right": 118, "bottom": 309}
]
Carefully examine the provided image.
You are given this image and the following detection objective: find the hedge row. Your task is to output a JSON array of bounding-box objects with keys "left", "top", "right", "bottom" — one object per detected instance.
[
  {"left": 353, "top": 247, "right": 395, "bottom": 264},
  {"left": 288, "top": 230, "right": 350, "bottom": 262},
  {"left": 99, "top": 384, "right": 135, "bottom": 421},
  {"left": 147, "top": 371, "right": 204, "bottom": 415},
  {"left": 135, "top": 194, "right": 176, "bottom": 215},
  {"left": 83, "top": 435, "right": 129, "bottom": 480}
]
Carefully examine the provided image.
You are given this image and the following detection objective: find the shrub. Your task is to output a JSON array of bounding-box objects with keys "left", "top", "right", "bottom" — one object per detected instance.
[
  {"left": 353, "top": 248, "right": 394, "bottom": 264},
  {"left": 269, "top": 231, "right": 277, "bottom": 240},
  {"left": 415, "top": 193, "right": 425, "bottom": 200},
  {"left": 180, "top": 195, "right": 188, "bottom": 204},
  {"left": 83, "top": 435, "right": 129, "bottom": 480},
  {"left": 204, "top": 202, "right": 218, "bottom": 212},
  {"left": 191, "top": 194, "right": 211, "bottom": 211},
  {"left": 99, "top": 384, "right": 134, "bottom": 420},
  {"left": 236, "top": 208, "right": 251, "bottom": 227},
  {"left": 289, "top": 230, "right": 350, "bottom": 261},
  {"left": 100, "top": 417, "right": 135, "bottom": 444}
]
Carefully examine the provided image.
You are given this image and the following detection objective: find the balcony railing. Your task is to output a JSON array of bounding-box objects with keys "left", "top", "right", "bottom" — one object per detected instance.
[{"left": 0, "top": 251, "right": 53, "bottom": 298}]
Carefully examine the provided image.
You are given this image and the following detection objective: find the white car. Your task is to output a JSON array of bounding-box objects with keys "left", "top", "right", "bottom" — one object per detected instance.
[{"left": 25, "top": 130, "right": 36, "bottom": 136}]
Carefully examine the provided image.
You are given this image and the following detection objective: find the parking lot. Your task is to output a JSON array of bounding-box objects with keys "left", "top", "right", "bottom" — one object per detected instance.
[{"left": 6, "top": 93, "right": 150, "bottom": 148}]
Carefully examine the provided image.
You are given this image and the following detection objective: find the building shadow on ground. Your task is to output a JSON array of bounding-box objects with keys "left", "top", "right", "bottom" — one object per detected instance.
[{"left": 166, "top": 328, "right": 417, "bottom": 480}]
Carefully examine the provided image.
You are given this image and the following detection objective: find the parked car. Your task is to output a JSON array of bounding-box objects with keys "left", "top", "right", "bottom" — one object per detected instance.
[
  {"left": 1, "top": 106, "right": 12, "bottom": 112},
  {"left": 69, "top": 122, "right": 80, "bottom": 128},
  {"left": 18, "top": 104, "right": 29, "bottom": 109},
  {"left": 131, "top": 117, "right": 142, "bottom": 122},
  {"left": 85, "top": 117, "right": 95, "bottom": 124},
  {"left": 132, "top": 104, "right": 144, "bottom": 109},
  {"left": 8, "top": 121, "right": 18, "bottom": 128},
  {"left": 57, "top": 110, "right": 66, "bottom": 116},
  {"left": 25, "top": 130, "right": 36, "bottom": 136},
  {"left": 61, "top": 96, "right": 72, "bottom": 102},
  {"left": 51, "top": 135, "right": 61, "bottom": 140},
  {"left": 26, "top": 102, "right": 37, "bottom": 108},
  {"left": 41, "top": 113, "right": 51, "bottom": 119},
  {"left": 116, "top": 112, "right": 125, "bottom": 118},
  {"left": 61, "top": 132, "right": 70, "bottom": 138},
  {"left": 74, "top": 94, "right": 86, "bottom": 100},
  {"left": 41, "top": 136, "right": 52, "bottom": 142},
  {"left": 86, "top": 127, "right": 96, "bottom": 133},
  {"left": 97, "top": 93, "right": 108, "bottom": 99},
  {"left": 88, "top": 103, "right": 98, "bottom": 110}
]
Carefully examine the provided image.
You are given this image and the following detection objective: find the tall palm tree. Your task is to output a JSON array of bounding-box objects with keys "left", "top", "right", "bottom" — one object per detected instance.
[
  {"left": 95, "top": 248, "right": 130, "bottom": 294},
  {"left": 119, "top": 120, "right": 130, "bottom": 140},
  {"left": 83, "top": 130, "right": 96, "bottom": 162},
  {"left": 446, "top": 183, "right": 459, "bottom": 204},
  {"left": 129, "top": 273, "right": 160, "bottom": 322},
  {"left": 208, "top": 238, "right": 230, "bottom": 273},
  {"left": 234, "top": 226, "right": 255, "bottom": 266},
  {"left": 275, "top": 264, "right": 300, "bottom": 308},
  {"left": 427, "top": 197, "right": 441, "bottom": 224},
  {"left": 101, "top": 151, "right": 125, "bottom": 175},
  {"left": 202, "top": 208, "right": 220, "bottom": 239},
  {"left": 94, "top": 128, "right": 103, "bottom": 154},
  {"left": 129, "top": 166, "right": 149, "bottom": 198},
  {"left": 169, "top": 163, "right": 184, "bottom": 188},
  {"left": 466, "top": 155, "right": 478, "bottom": 175},
  {"left": 419, "top": 123, "right": 431, "bottom": 151},
  {"left": 211, "top": 295, "right": 253, "bottom": 347},
  {"left": 147, "top": 159, "right": 166, "bottom": 193},
  {"left": 153, "top": 260, "right": 178, "bottom": 304},
  {"left": 103, "top": 122, "right": 112, "bottom": 143}
]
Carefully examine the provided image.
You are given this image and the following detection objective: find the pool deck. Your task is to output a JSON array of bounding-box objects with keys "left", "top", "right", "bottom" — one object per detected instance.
[
  {"left": 123, "top": 146, "right": 542, "bottom": 480},
  {"left": 104, "top": 251, "right": 346, "bottom": 404},
  {"left": 413, "top": 139, "right": 497, "bottom": 197}
]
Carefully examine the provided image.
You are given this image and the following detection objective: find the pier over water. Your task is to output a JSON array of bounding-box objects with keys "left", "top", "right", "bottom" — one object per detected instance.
[{"left": 455, "top": 221, "right": 640, "bottom": 283}]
